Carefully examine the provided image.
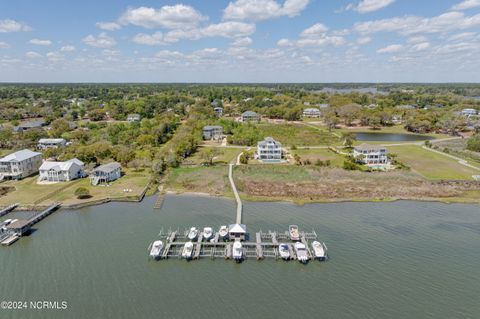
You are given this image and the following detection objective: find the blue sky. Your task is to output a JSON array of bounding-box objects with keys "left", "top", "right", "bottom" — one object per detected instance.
[{"left": 1, "top": 0, "right": 480, "bottom": 82}]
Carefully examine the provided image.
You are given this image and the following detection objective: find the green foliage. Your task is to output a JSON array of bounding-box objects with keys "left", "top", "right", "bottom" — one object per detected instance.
[
  {"left": 229, "top": 124, "right": 262, "bottom": 146},
  {"left": 74, "top": 187, "right": 91, "bottom": 199},
  {"left": 466, "top": 135, "right": 480, "bottom": 152}
]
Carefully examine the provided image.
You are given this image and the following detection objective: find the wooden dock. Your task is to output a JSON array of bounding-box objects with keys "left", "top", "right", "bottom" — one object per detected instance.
[{"left": 0, "top": 203, "right": 18, "bottom": 218}]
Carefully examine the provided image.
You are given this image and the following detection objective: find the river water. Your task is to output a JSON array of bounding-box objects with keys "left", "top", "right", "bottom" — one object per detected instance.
[
  {"left": 355, "top": 132, "right": 434, "bottom": 142},
  {"left": 1, "top": 195, "right": 479, "bottom": 319}
]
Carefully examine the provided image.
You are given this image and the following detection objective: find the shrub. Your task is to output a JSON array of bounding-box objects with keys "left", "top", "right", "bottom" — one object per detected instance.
[{"left": 74, "top": 187, "right": 91, "bottom": 199}]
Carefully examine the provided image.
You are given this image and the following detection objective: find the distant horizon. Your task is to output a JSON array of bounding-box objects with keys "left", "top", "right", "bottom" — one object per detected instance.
[{"left": 1, "top": 81, "right": 480, "bottom": 85}]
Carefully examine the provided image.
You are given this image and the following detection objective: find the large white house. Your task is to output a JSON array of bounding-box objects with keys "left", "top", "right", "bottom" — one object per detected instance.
[
  {"left": 0, "top": 149, "right": 42, "bottom": 180},
  {"left": 353, "top": 144, "right": 388, "bottom": 166},
  {"left": 38, "top": 138, "right": 67, "bottom": 149},
  {"left": 257, "top": 137, "right": 282, "bottom": 161},
  {"left": 462, "top": 108, "right": 478, "bottom": 117},
  {"left": 39, "top": 158, "right": 85, "bottom": 182},
  {"left": 303, "top": 108, "right": 321, "bottom": 118}
]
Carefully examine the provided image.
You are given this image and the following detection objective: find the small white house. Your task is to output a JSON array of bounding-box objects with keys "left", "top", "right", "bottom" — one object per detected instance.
[
  {"left": 303, "top": 108, "right": 321, "bottom": 118},
  {"left": 462, "top": 108, "right": 478, "bottom": 117},
  {"left": 241, "top": 111, "right": 260, "bottom": 123},
  {"left": 203, "top": 125, "right": 224, "bottom": 140},
  {"left": 38, "top": 158, "right": 85, "bottom": 182},
  {"left": 257, "top": 137, "right": 282, "bottom": 161},
  {"left": 127, "top": 114, "right": 141, "bottom": 122},
  {"left": 90, "top": 162, "right": 121, "bottom": 185},
  {"left": 228, "top": 224, "right": 247, "bottom": 241},
  {"left": 353, "top": 144, "right": 388, "bottom": 166},
  {"left": 0, "top": 149, "right": 42, "bottom": 180},
  {"left": 38, "top": 138, "right": 67, "bottom": 149}
]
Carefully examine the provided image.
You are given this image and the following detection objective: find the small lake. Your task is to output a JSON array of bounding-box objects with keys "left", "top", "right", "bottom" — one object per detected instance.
[{"left": 355, "top": 132, "right": 435, "bottom": 142}]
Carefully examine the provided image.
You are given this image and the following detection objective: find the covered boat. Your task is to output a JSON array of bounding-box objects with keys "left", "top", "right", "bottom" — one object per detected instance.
[
  {"left": 182, "top": 242, "right": 194, "bottom": 259},
  {"left": 311, "top": 241, "right": 327, "bottom": 260},
  {"left": 278, "top": 243, "right": 290, "bottom": 260},
  {"left": 187, "top": 227, "right": 198, "bottom": 241},
  {"left": 149, "top": 240, "right": 163, "bottom": 259},
  {"left": 232, "top": 240, "right": 243, "bottom": 262},
  {"left": 218, "top": 225, "right": 228, "bottom": 240},
  {"left": 289, "top": 225, "right": 300, "bottom": 241},
  {"left": 203, "top": 227, "right": 214, "bottom": 241},
  {"left": 294, "top": 242, "right": 308, "bottom": 263}
]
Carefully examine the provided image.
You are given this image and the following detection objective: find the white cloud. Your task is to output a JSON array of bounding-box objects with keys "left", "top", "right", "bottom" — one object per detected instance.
[
  {"left": 133, "top": 32, "right": 168, "bottom": 46},
  {"left": 60, "top": 45, "right": 76, "bottom": 52},
  {"left": 0, "top": 42, "right": 10, "bottom": 49},
  {"left": 407, "top": 35, "right": 428, "bottom": 43},
  {"left": 25, "top": 51, "right": 42, "bottom": 59},
  {"left": 412, "top": 42, "right": 430, "bottom": 51},
  {"left": 0, "top": 19, "right": 31, "bottom": 33},
  {"left": 201, "top": 22, "right": 255, "bottom": 38},
  {"left": 354, "top": 0, "right": 395, "bottom": 14},
  {"left": 223, "top": 0, "right": 309, "bottom": 21},
  {"left": 448, "top": 32, "right": 476, "bottom": 41},
  {"left": 277, "top": 38, "right": 293, "bottom": 46},
  {"left": 300, "top": 23, "right": 329, "bottom": 38},
  {"left": 120, "top": 5, "right": 207, "bottom": 29},
  {"left": 46, "top": 51, "right": 64, "bottom": 62},
  {"left": 377, "top": 44, "right": 403, "bottom": 53},
  {"left": 357, "top": 36, "right": 372, "bottom": 44},
  {"left": 29, "top": 39, "right": 52, "bottom": 46},
  {"left": 96, "top": 22, "right": 121, "bottom": 31},
  {"left": 452, "top": 0, "right": 480, "bottom": 10},
  {"left": 82, "top": 33, "right": 117, "bottom": 48},
  {"left": 232, "top": 37, "right": 253, "bottom": 46}
]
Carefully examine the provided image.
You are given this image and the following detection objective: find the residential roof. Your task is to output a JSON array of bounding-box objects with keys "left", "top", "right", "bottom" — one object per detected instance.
[
  {"left": 6, "top": 219, "right": 30, "bottom": 230},
  {"left": 258, "top": 137, "right": 281, "bottom": 147},
  {"left": 303, "top": 108, "right": 320, "bottom": 112},
  {"left": 127, "top": 113, "right": 141, "bottom": 118},
  {"left": 93, "top": 162, "right": 121, "bottom": 173},
  {"left": 0, "top": 149, "right": 41, "bottom": 162},
  {"left": 38, "top": 138, "right": 66, "bottom": 144},
  {"left": 16, "top": 119, "right": 46, "bottom": 129},
  {"left": 354, "top": 143, "right": 387, "bottom": 152},
  {"left": 39, "top": 158, "right": 84, "bottom": 172},
  {"left": 228, "top": 224, "right": 246, "bottom": 233},
  {"left": 203, "top": 125, "right": 223, "bottom": 130},
  {"left": 242, "top": 111, "right": 258, "bottom": 117}
]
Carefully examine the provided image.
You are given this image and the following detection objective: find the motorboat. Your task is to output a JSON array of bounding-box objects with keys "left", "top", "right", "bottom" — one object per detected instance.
[
  {"left": 182, "top": 242, "right": 194, "bottom": 260},
  {"left": 218, "top": 225, "right": 228, "bottom": 240},
  {"left": 232, "top": 240, "right": 243, "bottom": 262},
  {"left": 289, "top": 225, "right": 300, "bottom": 241},
  {"left": 311, "top": 241, "right": 327, "bottom": 261},
  {"left": 278, "top": 243, "right": 290, "bottom": 260},
  {"left": 203, "top": 227, "right": 214, "bottom": 241},
  {"left": 294, "top": 242, "right": 308, "bottom": 263},
  {"left": 187, "top": 227, "right": 198, "bottom": 241},
  {"left": 0, "top": 219, "right": 12, "bottom": 227},
  {"left": 149, "top": 240, "right": 164, "bottom": 259}
]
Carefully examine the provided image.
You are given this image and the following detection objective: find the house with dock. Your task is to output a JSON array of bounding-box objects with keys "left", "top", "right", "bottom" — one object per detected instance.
[
  {"left": 38, "top": 158, "right": 85, "bottom": 182},
  {"left": 38, "top": 138, "right": 67, "bottom": 149},
  {"left": 353, "top": 144, "right": 389, "bottom": 166},
  {"left": 202, "top": 125, "right": 224, "bottom": 140},
  {"left": 256, "top": 137, "right": 282, "bottom": 162},
  {"left": 228, "top": 224, "right": 247, "bottom": 241},
  {"left": 90, "top": 162, "right": 121, "bottom": 185},
  {"left": 241, "top": 111, "right": 260, "bottom": 123},
  {"left": 0, "top": 149, "right": 42, "bottom": 180}
]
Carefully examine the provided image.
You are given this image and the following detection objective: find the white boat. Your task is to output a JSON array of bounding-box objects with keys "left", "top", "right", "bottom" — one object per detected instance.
[
  {"left": 203, "top": 227, "right": 214, "bottom": 241},
  {"left": 182, "top": 242, "right": 194, "bottom": 259},
  {"left": 218, "top": 225, "right": 228, "bottom": 240},
  {"left": 149, "top": 240, "right": 164, "bottom": 259},
  {"left": 232, "top": 240, "right": 243, "bottom": 262},
  {"left": 289, "top": 225, "right": 300, "bottom": 241},
  {"left": 311, "top": 241, "right": 327, "bottom": 260},
  {"left": 278, "top": 243, "right": 290, "bottom": 260},
  {"left": 187, "top": 227, "right": 198, "bottom": 241},
  {"left": 294, "top": 242, "right": 308, "bottom": 263},
  {"left": 1, "top": 219, "right": 12, "bottom": 227}
]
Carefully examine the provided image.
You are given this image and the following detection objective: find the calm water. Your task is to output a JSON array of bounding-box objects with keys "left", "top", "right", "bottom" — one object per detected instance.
[
  {"left": 355, "top": 132, "right": 435, "bottom": 142},
  {"left": 1, "top": 196, "right": 480, "bottom": 319}
]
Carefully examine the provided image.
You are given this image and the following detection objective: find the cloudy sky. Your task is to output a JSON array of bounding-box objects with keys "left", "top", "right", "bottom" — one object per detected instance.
[{"left": 1, "top": 0, "right": 480, "bottom": 82}]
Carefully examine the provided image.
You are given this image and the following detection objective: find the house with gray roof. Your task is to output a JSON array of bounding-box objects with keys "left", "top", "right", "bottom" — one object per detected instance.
[
  {"left": 38, "top": 138, "right": 67, "bottom": 149},
  {"left": 241, "top": 111, "right": 260, "bottom": 123},
  {"left": 0, "top": 149, "right": 42, "bottom": 180},
  {"left": 13, "top": 119, "right": 46, "bottom": 133},
  {"left": 203, "top": 125, "right": 224, "bottom": 140},
  {"left": 256, "top": 137, "right": 282, "bottom": 162},
  {"left": 90, "top": 162, "right": 121, "bottom": 185},
  {"left": 39, "top": 158, "right": 85, "bottom": 182},
  {"left": 127, "top": 114, "right": 141, "bottom": 122}
]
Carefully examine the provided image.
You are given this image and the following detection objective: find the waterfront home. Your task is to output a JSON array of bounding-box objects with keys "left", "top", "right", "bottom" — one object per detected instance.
[
  {"left": 38, "top": 158, "right": 85, "bottom": 182},
  {"left": 303, "top": 108, "right": 321, "bottom": 118},
  {"left": 462, "top": 108, "right": 478, "bottom": 117},
  {"left": 90, "top": 162, "right": 121, "bottom": 185},
  {"left": 228, "top": 223, "right": 247, "bottom": 241},
  {"left": 241, "top": 111, "right": 260, "bottom": 123},
  {"left": 0, "top": 149, "right": 42, "bottom": 180},
  {"left": 13, "top": 119, "right": 46, "bottom": 133},
  {"left": 353, "top": 144, "right": 388, "bottom": 166},
  {"left": 257, "top": 137, "right": 282, "bottom": 161},
  {"left": 127, "top": 114, "right": 141, "bottom": 122},
  {"left": 38, "top": 138, "right": 67, "bottom": 149},
  {"left": 213, "top": 106, "right": 223, "bottom": 117},
  {"left": 392, "top": 115, "right": 403, "bottom": 124},
  {"left": 202, "top": 125, "right": 224, "bottom": 140}
]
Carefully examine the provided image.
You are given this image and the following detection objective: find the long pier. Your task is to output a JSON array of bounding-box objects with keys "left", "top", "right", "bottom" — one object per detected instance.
[
  {"left": 0, "top": 203, "right": 18, "bottom": 218},
  {"left": 229, "top": 164, "right": 242, "bottom": 224}
]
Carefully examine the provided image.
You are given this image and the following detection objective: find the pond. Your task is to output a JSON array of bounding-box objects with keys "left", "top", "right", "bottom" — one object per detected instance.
[{"left": 355, "top": 132, "right": 435, "bottom": 142}]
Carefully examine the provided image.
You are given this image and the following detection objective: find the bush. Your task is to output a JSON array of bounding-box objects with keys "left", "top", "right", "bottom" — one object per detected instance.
[
  {"left": 467, "top": 135, "right": 480, "bottom": 152},
  {"left": 74, "top": 187, "right": 91, "bottom": 199},
  {"left": 343, "top": 160, "right": 361, "bottom": 170}
]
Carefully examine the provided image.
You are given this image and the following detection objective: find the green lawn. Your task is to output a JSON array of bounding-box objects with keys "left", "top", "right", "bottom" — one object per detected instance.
[
  {"left": 165, "top": 165, "right": 231, "bottom": 196},
  {"left": 256, "top": 123, "right": 339, "bottom": 147},
  {"left": 183, "top": 147, "right": 245, "bottom": 166},
  {"left": 389, "top": 145, "right": 479, "bottom": 180},
  {"left": 291, "top": 148, "right": 345, "bottom": 167}
]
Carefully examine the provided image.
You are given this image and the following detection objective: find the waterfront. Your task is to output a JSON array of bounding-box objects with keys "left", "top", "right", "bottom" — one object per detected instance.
[
  {"left": 1, "top": 195, "right": 480, "bottom": 319},
  {"left": 355, "top": 132, "right": 435, "bottom": 142}
]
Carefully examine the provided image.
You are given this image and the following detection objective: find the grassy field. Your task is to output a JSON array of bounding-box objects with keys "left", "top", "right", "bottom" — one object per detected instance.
[
  {"left": 164, "top": 165, "right": 231, "bottom": 196},
  {"left": 183, "top": 147, "right": 245, "bottom": 166},
  {"left": 0, "top": 169, "right": 150, "bottom": 206},
  {"left": 291, "top": 148, "right": 345, "bottom": 167},
  {"left": 389, "top": 145, "right": 479, "bottom": 180},
  {"left": 336, "top": 125, "right": 450, "bottom": 141},
  {"left": 256, "top": 123, "right": 339, "bottom": 146}
]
